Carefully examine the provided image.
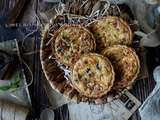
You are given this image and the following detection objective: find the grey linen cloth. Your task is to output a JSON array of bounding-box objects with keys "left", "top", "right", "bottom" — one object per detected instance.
[{"left": 139, "top": 66, "right": 160, "bottom": 120}]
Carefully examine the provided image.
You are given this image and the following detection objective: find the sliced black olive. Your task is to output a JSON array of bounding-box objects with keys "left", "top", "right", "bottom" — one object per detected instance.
[
  {"left": 86, "top": 68, "right": 91, "bottom": 74},
  {"left": 57, "top": 47, "right": 64, "bottom": 53},
  {"left": 88, "top": 73, "right": 93, "bottom": 77},
  {"left": 78, "top": 74, "right": 82, "bottom": 79},
  {"left": 96, "top": 63, "right": 101, "bottom": 70}
]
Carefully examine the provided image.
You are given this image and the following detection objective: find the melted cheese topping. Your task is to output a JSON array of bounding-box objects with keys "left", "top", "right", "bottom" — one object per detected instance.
[
  {"left": 54, "top": 25, "right": 96, "bottom": 67},
  {"left": 102, "top": 45, "right": 140, "bottom": 89},
  {"left": 72, "top": 53, "right": 115, "bottom": 98},
  {"left": 88, "top": 16, "right": 132, "bottom": 51}
]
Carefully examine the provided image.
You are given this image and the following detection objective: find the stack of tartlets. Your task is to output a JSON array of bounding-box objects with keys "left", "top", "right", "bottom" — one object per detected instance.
[{"left": 42, "top": 16, "right": 140, "bottom": 101}]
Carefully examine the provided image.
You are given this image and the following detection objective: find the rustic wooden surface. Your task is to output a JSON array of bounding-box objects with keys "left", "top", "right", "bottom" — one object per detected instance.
[{"left": 0, "top": 0, "right": 160, "bottom": 120}]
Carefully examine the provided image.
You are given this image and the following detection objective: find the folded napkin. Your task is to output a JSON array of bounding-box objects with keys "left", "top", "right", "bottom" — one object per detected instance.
[
  {"left": 68, "top": 102, "right": 115, "bottom": 120},
  {"left": 139, "top": 66, "right": 160, "bottom": 120}
]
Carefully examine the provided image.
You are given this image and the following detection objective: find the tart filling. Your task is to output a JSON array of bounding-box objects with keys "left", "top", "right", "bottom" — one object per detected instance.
[
  {"left": 88, "top": 16, "right": 132, "bottom": 51},
  {"left": 72, "top": 53, "right": 115, "bottom": 98},
  {"left": 102, "top": 45, "right": 140, "bottom": 89},
  {"left": 53, "top": 25, "right": 96, "bottom": 67}
]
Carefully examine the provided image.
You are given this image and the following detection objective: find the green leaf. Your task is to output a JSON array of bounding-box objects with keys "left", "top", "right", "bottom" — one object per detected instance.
[
  {"left": 0, "top": 85, "right": 11, "bottom": 91},
  {"left": 0, "top": 72, "right": 21, "bottom": 91}
]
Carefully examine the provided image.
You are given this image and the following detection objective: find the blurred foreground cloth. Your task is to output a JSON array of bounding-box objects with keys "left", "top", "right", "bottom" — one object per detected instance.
[
  {"left": 140, "top": 26, "right": 160, "bottom": 47},
  {"left": 139, "top": 66, "right": 160, "bottom": 120}
]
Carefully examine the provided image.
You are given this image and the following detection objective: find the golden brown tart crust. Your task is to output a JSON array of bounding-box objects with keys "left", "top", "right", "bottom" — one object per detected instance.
[
  {"left": 52, "top": 24, "right": 96, "bottom": 67},
  {"left": 71, "top": 53, "right": 115, "bottom": 98},
  {"left": 88, "top": 16, "right": 133, "bottom": 51},
  {"left": 102, "top": 45, "right": 140, "bottom": 90}
]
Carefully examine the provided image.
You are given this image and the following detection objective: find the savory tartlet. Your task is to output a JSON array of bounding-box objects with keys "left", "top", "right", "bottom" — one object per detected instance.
[
  {"left": 102, "top": 45, "right": 140, "bottom": 90},
  {"left": 71, "top": 53, "right": 115, "bottom": 98},
  {"left": 53, "top": 24, "right": 96, "bottom": 67},
  {"left": 88, "top": 16, "right": 133, "bottom": 51}
]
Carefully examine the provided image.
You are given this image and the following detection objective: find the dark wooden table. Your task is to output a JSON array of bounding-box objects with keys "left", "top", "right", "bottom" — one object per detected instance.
[{"left": 0, "top": 0, "right": 160, "bottom": 120}]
